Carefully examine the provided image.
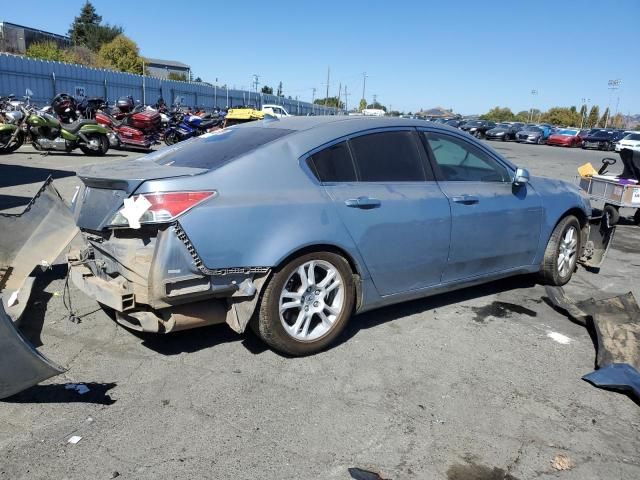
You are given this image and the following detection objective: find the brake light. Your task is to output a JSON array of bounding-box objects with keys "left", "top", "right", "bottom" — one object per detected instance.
[{"left": 110, "top": 191, "right": 216, "bottom": 227}]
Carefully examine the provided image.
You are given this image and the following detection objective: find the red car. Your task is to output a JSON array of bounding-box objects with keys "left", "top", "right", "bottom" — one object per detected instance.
[{"left": 546, "top": 128, "right": 588, "bottom": 147}]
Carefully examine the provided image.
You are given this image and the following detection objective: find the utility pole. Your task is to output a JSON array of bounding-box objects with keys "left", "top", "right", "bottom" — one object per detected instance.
[
  {"left": 324, "top": 66, "right": 330, "bottom": 106},
  {"left": 311, "top": 87, "right": 316, "bottom": 103},
  {"left": 529, "top": 89, "right": 538, "bottom": 123},
  {"left": 373, "top": 94, "right": 377, "bottom": 107},
  {"left": 337, "top": 82, "right": 342, "bottom": 110},
  {"left": 361, "top": 72, "right": 367, "bottom": 104},
  {"left": 605, "top": 79, "right": 621, "bottom": 128},
  {"left": 344, "top": 85, "right": 350, "bottom": 112}
]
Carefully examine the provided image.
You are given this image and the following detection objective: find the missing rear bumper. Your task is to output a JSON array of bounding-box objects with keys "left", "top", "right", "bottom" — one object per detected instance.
[{"left": 579, "top": 214, "right": 616, "bottom": 270}]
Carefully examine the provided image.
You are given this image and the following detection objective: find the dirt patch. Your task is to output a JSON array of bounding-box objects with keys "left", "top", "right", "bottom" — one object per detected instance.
[
  {"left": 470, "top": 301, "right": 537, "bottom": 323},
  {"left": 447, "top": 462, "right": 519, "bottom": 480}
]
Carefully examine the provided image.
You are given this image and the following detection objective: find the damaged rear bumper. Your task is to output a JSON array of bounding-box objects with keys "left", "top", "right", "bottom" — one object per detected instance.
[{"left": 68, "top": 223, "right": 270, "bottom": 334}]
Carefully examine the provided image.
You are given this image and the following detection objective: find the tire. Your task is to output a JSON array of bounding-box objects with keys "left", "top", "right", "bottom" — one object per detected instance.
[
  {"left": 634, "top": 209, "right": 640, "bottom": 226},
  {"left": 164, "top": 130, "right": 179, "bottom": 146},
  {"left": 539, "top": 215, "right": 581, "bottom": 286},
  {"left": 537, "top": 136, "right": 545, "bottom": 145},
  {"left": 79, "top": 133, "right": 109, "bottom": 156},
  {"left": 253, "top": 252, "right": 355, "bottom": 356},
  {"left": 0, "top": 129, "right": 24, "bottom": 153},
  {"left": 603, "top": 204, "right": 620, "bottom": 226},
  {"left": 501, "top": 134, "right": 507, "bottom": 142}
]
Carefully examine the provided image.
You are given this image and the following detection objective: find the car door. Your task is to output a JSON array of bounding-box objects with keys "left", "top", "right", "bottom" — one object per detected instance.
[
  {"left": 307, "top": 130, "right": 451, "bottom": 296},
  {"left": 421, "top": 130, "right": 543, "bottom": 283}
]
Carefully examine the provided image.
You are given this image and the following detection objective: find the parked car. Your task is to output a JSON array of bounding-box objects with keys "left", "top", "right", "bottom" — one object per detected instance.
[
  {"left": 582, "top": 129, "right": 617, "bottom": 150},
  {"left": 615, "top": 132, "right": 640, "bottom": 152},
  {"left": 20, "top": 117, "right": 609, "bottom": 356},
  {"left": 445, "top": 119, "right": 465, "bottom": 128},
  {"left": 546, "top": 128, "right": 585, "bottom": 147},
  {"left": 460, "top": 120, "right": 496, "bottom": 138},
  {"left": 484, "top": 122, "right": 523, "bottom": 141},
  {"left": 515, "top": 125, "right": 551, "bottom": 144},
  {"left": 261, "top": 104, "right": 291, "bottom": 118}
]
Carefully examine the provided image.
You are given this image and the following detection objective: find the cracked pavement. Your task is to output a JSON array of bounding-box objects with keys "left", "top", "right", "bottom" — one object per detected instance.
[{"left": 1, "top": 142, "right": 639, "bottom": 479}]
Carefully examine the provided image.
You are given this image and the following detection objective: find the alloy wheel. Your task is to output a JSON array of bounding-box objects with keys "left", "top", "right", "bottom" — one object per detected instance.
[
  {"left": 279, "top": 260, "right": 345, "bottom": 342},
  {"left": 557, "top": 226, "right": 578, "bottom": 277}
]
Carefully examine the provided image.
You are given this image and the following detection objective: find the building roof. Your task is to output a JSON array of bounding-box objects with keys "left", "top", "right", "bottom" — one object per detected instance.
[
  {"left": 143, "top": 57, "right": 190, "bottom": 69},
  {"left": 0, "top": 21, "right": 70, "bottom": 42}
]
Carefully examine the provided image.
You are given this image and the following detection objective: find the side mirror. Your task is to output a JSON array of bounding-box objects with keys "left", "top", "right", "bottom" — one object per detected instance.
[{"left": 513, "top": 168, "right": 530, "bottom": 186}]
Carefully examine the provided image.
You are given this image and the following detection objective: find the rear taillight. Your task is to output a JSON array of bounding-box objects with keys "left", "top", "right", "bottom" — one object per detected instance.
[{"left": 110, "top": 191, "right": 216, "bottom": 228}]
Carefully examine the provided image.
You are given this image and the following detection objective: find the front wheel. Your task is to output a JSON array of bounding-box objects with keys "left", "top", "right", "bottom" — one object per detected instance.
[
  {"left": 79, "top": 133, "right": 109, "bottom": 156},
  {"left": 539, "top": 215, "right": 581, "bottom": 286},
  {"left": 0, "top": 129, "right": 24, "bottom": 153},
  {"left": 253, "top": 252, "right": 355, "bottom": 356},
  {"left": 164, "top": 130, "right": 180, "bottom": 146}
]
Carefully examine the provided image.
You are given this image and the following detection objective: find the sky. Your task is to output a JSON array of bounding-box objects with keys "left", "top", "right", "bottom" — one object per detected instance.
[{"left": 6, "top": 0, "right": 640, "bottom": 114}]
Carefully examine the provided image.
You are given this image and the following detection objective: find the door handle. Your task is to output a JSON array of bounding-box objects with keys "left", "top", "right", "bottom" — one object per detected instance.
[
  {"left": 345, "top": 196, "right": 382, "bottom": 209},
  {"left": 451, "top": 195, "right": 479, "bottom": 205}
]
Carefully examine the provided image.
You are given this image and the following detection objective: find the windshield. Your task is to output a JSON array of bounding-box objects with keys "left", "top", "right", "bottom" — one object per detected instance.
[
  {"left": 524, "top": 126, "right": 541, "bottom": 133},
  {"left": 623, "top": 133, "right": 640, "bottom": 141},
  {"left": 467, "top": 121, "right": 483, "bottom": 127},
  {"left": 558, "top": 129, "right": 578, "bottom": 136},
  {"left": 496, "top": 123, "right": 510, "bottom": 129},
  {"left": 149, "top": 126, "right": 293, "bottom": 169}
]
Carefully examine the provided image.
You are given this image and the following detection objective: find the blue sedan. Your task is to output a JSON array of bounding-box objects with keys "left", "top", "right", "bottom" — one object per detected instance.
[{"left": 65, "top": 117, "right": 608, "bottom": 355}]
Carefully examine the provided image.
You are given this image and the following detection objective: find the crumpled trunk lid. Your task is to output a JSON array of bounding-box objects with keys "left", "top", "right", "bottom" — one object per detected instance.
[{"left": 74, "top": 158, "right": 207, "bottom": 231}]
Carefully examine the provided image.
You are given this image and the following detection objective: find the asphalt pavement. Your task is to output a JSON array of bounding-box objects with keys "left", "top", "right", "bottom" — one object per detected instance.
[{"left": 0, "top": 139, "right": 639, "bottom": 480}]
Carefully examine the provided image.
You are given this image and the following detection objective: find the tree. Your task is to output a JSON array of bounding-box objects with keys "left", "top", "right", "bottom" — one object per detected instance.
[
  {"left": 194, "top": 76, "right": 203, "bottom": 82},
  {"left": 366, "top": 102, "right": 387, "bottom": 112},
  {"left": 480, "top": 106, "right": 515, "bottom": 122},
  {"left": 261, "top": 85, "right": 273, "bottom": 95},
  {"left": 97, "top": 35, "right": 143, "bottom": 74},
  {"left": 314, "top": 97, "right": 344, "bottom": 109},
  {"left": 540, "top": 106, "right": 581, "bottom": 127},
  {"left": 69, "top": 1, "right": 122, "bottom": 52},
  {"left": 586, "top": 106, "right": 600, "bottom": 128},
  {"left": 25, "top": 41, "right": 72, "bottom": 62},
  {"left": 276, "top": 81, "right": 283, "bottom": 97},
  {"left": 66, "top": 45, "right": 97, "bottom": 66},
  {"left": 167, "top": 72, "right": 187, "bottom": 81},
  {"left": 514, "top": 111, "right": 529, "bottom": 122},
  {"left": 598, "top": 107, "right": 610, "bottom": 127},
  {"left": 358, "top": 98, "right": 367, "bottom": 111}
]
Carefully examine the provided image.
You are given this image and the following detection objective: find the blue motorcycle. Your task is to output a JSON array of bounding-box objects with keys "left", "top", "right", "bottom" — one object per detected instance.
[{"left": 164, "top": 111, "right": 222, "bottom": 145}]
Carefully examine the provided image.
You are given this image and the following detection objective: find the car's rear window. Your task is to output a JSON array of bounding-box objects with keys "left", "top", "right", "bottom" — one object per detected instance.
[{"left": 148, "top": 127, "right": 294, "bottom": 169}]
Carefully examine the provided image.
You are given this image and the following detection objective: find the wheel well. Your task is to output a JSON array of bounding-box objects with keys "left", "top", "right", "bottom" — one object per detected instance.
[
  {"left": 276, "top": 244, "right": 361, "bottom": 276},
  {"left": 560, "top": 208, "right": 588, "bottom": 228}
]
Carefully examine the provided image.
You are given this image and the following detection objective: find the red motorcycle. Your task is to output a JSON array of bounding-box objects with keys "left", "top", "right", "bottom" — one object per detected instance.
[{"left": 94, "top": 97, "right": 162, "bottom": 150}]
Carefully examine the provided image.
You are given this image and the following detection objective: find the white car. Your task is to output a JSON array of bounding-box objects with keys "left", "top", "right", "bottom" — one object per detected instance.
[
  {"left": 615, "top": 132, "right": 640, "bottom": 152},
  {"left": 261, "top": 104, "right": 290, "bottom": 118}
]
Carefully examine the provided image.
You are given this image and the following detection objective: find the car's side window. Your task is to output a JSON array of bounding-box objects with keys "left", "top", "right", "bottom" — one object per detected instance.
[
  {"left": 423, "top": 132, "right": 510, "bottom": 182},
  {"left": 349, "top": 131, "right": 426, "bottom": 182},
  {"left": 308, "top": 141, "right": 357, "bottom": 182}
]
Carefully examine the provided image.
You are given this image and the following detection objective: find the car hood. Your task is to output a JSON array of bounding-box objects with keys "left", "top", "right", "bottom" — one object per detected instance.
[
  {"left": 74, "top": 158, "right": 207, "bottom": 231},
  {"left": 548, "top": 134, "right": 572, "bottom": 141},
  {"left": 487, "top": 128, "right": 508, "bottom": 134},
  {"left": 519, "top": 130, "right": 541, "bottom": 136}
]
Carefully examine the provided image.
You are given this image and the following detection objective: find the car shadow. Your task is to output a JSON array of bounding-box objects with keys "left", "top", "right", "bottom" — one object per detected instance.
[
  {"left": 0, "top": 193, "right": 33, "bottom": 210},
  {"left": 18, "top": 264, "right": 68, "bottom": 348},
  {"left": 136, "top": 275, "right": 538, "bottom": 357},
  {"left": 3, "top": 382, "right": 117, "bottom": 405},
  {"left": 335, "top": 274, "right": 539, "bottom": 348}
]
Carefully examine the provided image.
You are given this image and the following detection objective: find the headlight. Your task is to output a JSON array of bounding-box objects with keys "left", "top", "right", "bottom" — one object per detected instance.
[{"left": 469, "top": 128, "right": 477, "bottom": 132}]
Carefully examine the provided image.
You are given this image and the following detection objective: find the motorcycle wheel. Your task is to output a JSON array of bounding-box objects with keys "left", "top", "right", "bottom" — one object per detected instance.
[
  {"left": 79, "top": 133, "right": 110, "bottom": 156},
  {"left": 0, "top": 130, "right": 24, "bottom": 153},
  {"left": 164, "top": 130, "right": 180, "bottom": 146}
]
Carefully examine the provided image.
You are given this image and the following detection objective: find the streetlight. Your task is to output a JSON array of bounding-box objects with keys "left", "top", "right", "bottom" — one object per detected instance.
[
  {"left": 529, "top": 89, "right": 538, "bottom": 123},
  {"left": 605, "top": 79, "right": 621, "bottom": 128}
]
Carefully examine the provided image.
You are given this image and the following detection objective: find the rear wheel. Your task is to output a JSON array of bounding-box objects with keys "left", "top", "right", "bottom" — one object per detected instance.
[
  {"left": 253, "top": 252, "right": 355, "bottom": 356},
  {"left": 164, "top": 130, "right": 179, "bottom": 146},
  {"left": 79, "top": 133, "right": 109, "bottom": 156},
  {"left": 539, "top": 215, "right": 581, "bottom": 286},
  {"left": 634, "top": 209, "right": 640, "bottom": 225}
]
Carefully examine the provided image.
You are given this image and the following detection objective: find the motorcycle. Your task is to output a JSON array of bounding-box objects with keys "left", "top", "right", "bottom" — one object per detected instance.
[
  {"left": 0, "top": 94, "right": 26, "bottom": 153},
  {"left": 164, "top": 110, "right": 222, "bottom": 145},
  {"left": 8, "top": 90, "right": 110, "bottom": 155},
  {"left": 94, "top": 96, "right": 162, "bottom": 150}
]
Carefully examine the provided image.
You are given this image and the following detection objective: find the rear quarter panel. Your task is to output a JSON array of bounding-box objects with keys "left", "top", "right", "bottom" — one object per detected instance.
[{"left": 137, "top": 139, "right": 371, "bottom": 280}]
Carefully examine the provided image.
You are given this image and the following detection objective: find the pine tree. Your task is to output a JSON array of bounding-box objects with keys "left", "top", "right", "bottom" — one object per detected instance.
[
  {"left": 598, "top": 107, "right": 610, "bottom": 128},
  {"left": 276, "top": 81, "right": 283, "bottom": 97},
  {"left": 586, "top": 106, "right": 600, "bottom": 128},
  {"left": 69, "top": 1, "right": 122, "bottom": 52}
]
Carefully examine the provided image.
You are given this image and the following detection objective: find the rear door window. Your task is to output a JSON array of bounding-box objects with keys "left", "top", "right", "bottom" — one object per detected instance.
[
  {"left": 349, "top": 131, "right": 426, "bottom": 182},
  {"left": 149, "top": 126, "right": 293, "bottom": 169},
  {"left": 308, "top": 141, "right": 357, "bottom": 182}
]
